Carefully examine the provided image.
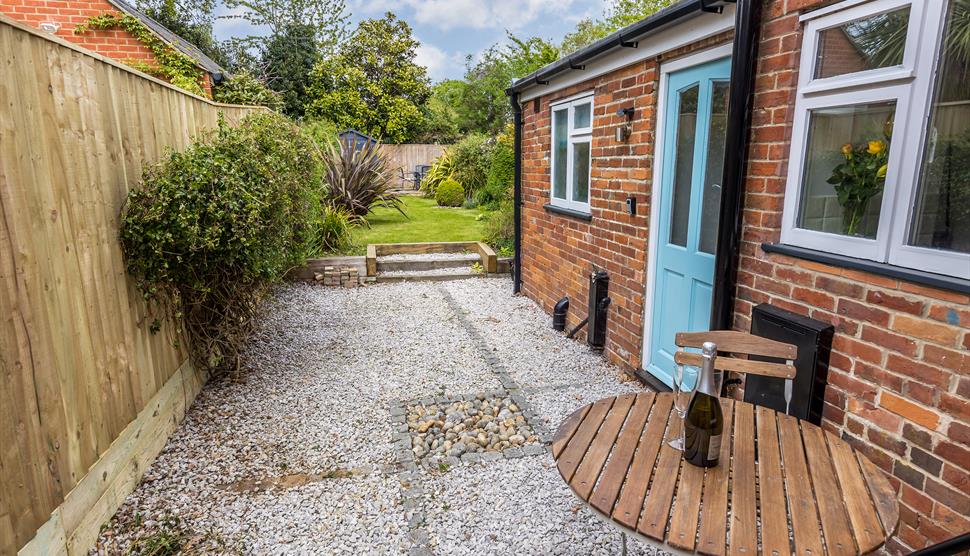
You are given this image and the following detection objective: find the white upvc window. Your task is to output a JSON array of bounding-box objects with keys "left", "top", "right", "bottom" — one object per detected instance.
[
  {"left": 550, "top": 93, "right": 594, "bottom": 213},
  {"left": 781, "top": 0, "right": 970, "bottom": 280}
]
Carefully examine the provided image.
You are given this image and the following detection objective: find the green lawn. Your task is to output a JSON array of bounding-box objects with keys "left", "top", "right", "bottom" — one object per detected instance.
[{"left": 349, "top": 196, "right": 487, "bottom": 254}]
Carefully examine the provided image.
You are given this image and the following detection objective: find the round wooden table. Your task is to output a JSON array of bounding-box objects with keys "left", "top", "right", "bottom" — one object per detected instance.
[{"left": 552, "top": 392, "right": 899, "bottom": 556}]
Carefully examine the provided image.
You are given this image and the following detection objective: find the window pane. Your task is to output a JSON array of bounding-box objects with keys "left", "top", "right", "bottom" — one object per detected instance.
[
  {"left": 797, "top": 102, "right": 896, "bottom": 239},
  {"left": 553, "top": 109, "right": 567, "bottom": 199},
  {"left": 574, "top": 102, "right": 591, "bottom": 129},
  {"left": 572, "top": 141, "right": 590, "bottom": 203},
  {"left": 670, "top": 84, "right": 699, "bottom": 248},
  {"left": 910, "top": 2, "right": 970, "bottom": 254},
  {"left": 814, "top": 6, "right": 910, "bottom": 79},
  {"left": 699, "top": 81, "right": 730, "bottom": 254}
]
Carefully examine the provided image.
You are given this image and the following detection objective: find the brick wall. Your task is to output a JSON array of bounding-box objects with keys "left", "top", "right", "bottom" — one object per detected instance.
[
  {"left": 737, "top": 0, "right": 970, "bottom": 552},
  {"left": 0, "top": 0, "right": 213, "bottom": 95},
  {"left": 519, "top": 31, "right": 733, "bottom": 371}
]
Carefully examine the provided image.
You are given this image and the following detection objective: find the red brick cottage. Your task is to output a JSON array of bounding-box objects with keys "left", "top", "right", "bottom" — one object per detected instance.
[
  {"left": 508, "top": 0, "right": 968, "bottom": 552},
  {"left": 0, "top": 0, "right": 224, "bottom": 95}
]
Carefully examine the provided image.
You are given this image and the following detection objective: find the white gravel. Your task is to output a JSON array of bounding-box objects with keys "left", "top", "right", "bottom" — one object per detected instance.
[
  {"left": 381, "top": 266, "right": 479, "bottom": 277},
  {"left": 96, "top": 277, "right": 656, "bottom": 555},
  {"left": 378, "top": 252, "right": 477, "bottom": 262}
]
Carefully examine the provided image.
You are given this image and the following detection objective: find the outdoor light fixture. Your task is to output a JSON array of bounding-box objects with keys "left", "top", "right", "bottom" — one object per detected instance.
[
  {"left": 615, "top": 107, "right": 634, "bottom": 142},
  {"left": 40, "top": 22, "right": 60, "bottom": 33}
]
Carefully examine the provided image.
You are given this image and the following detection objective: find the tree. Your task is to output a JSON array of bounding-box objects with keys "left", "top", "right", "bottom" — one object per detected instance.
[
  {"left": 414, "top": 80, "right": 466, "bottom": 143},
  {"left": 561, "top": 0, "right": 674, "bottom": 54},
  {"left": 306, "top": 13, "right": 431, "bottom": 143},
  {"left": 459, "top": 34, "right": 560, "bottom": 135},
  {"left": 222, "top": 0, "right": 349, "bottom": 116},
  {"left": 223, "top": 0, "right": 348, "bottom": 52},
  {"left": 261, "top": 22, "right": 319, "bottom": 117}
]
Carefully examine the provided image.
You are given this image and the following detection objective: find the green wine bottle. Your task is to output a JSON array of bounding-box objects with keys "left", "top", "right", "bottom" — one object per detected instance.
[{"left": 683, "top": 341, "right": 723, "bottom": 467}]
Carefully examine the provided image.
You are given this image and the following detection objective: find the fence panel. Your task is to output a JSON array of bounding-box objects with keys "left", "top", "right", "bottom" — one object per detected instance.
[{"left": 0, "top": 16, "right": 263, "bottom": 554}]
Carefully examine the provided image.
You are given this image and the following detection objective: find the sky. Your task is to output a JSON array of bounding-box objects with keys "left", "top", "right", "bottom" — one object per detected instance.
[{"left": 212, "top": 0, "right": 605, "bottom": 81}]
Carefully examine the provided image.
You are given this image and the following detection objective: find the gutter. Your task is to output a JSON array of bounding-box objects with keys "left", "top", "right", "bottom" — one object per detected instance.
[
  {"left": 508, "top": 0, "right": 728, "bottom": 95},
  {"left": 510, "top": 91, "right": 523, "bottom": 294},
  {"left": 710, "top": 0, "right": 763, "bottom": 330}
]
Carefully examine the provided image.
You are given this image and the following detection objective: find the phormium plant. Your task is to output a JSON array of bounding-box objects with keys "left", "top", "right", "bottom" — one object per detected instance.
[
  {"left": 321, "top": 140, "right": 404, "bottom": 223},
  {"left": 120, "top": 112, "right": 321, "bottom": 374}
]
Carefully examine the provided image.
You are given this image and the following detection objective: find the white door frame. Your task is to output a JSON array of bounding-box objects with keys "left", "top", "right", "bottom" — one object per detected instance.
[{"left": 641, "top": 43, "right": 734, "bottom": 373}]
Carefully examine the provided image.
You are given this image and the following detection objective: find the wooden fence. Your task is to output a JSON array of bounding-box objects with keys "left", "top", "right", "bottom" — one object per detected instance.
[
  {"left": 382, "top": 143, "right": 450, "bottom": 186},
  {"left": 0, "top": 16, "right": 265, "bottom": 554}
]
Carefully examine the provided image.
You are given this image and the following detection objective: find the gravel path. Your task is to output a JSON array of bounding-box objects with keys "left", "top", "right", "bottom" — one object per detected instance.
[{"left": 95, "top": 278, "right": 659, "bottom": 555}]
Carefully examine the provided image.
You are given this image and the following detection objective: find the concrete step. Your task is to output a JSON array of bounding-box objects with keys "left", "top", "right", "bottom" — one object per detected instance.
[{"left": 377, "top": 253, "right": 481, "bottom": 272}]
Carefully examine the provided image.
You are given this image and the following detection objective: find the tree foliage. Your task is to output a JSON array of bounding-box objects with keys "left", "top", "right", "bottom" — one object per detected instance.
[
  {"left": 457, "top": 34, "right": 560, "bottom": 136},
  {"left": 212, "top": 70, "right": 284, "bottom": 111},
  {"left": 222, "top": 0, "right": 348, "bottom": 117},
  {"left": 306, "top": 13, "right": 431, "bottom": 143},
  {"left": 561, "top": 0, "right": 674, "bottom": 54}
]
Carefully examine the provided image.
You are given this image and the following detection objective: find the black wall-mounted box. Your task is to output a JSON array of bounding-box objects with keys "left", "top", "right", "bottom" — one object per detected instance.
[{"left": 744, "top": 303, "right": 834, "bottom": 425}]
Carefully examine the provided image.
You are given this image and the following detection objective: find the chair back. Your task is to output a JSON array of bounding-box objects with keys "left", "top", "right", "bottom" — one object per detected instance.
[{"left": 673, "top": 330, "right": 797, "bottom": 380}]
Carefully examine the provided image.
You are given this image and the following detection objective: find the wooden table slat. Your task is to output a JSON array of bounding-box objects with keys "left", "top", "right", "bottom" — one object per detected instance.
[
  {"left": 826, "top": 434, "right": 886, "bottom": 554},
  {"left": 729, "top": 402, "right": 758, "bottom": 556},
  {"left": 552, "top": 404, "right": 591, "bottom": 459},
  {"left": 754, "top": 406, "right": 791, "bottom": 556},
  {"left": 696, "top": 398, "right": 736, "bottom": 556},
  {"left": 637, "top": 417, "right": 684, "bottom": 540},
  {"left": 611, "top": 395, "right": 674, "bottom": 529},
  {"left": 557, "top": 397, "right": 615, "bottom": 482},
  {"left": 858, "top": 454, "right": 899, "bottom": 540},
  {"left": 590, "top": 392, "right": 657, "bottom": 514},
  {"left": 552, "top": 393, "right": 898, "bottom": 556},
  {"left": 571, "top": 393, "right": 637, "bottom": 500},
  {"left": 777, "top": 414, "right": 825, "bottom": 556},
  {"left": 802, "top": 425, "right": 858, "bottom": 555}
]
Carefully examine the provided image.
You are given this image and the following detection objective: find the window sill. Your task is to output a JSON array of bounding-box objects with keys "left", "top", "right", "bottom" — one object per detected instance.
[
  {"left": 761, "top": 243, "right": 970, "bottom": 294},
  {"left": 544, "top": 203, "right": 592, "bottom": 221}
]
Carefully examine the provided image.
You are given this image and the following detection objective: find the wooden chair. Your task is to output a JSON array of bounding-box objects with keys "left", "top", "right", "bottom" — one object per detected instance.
[{"left": 674, "top": 330, "right": 798, "bottom": 414}]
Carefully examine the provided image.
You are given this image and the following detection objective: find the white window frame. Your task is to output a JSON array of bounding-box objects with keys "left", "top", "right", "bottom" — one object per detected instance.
[
  {"left": 780, "top": 0, "right": 969, "bottom": 279},
  {"left": 549, "top": 93, "right": 594, "bottom": 213}
]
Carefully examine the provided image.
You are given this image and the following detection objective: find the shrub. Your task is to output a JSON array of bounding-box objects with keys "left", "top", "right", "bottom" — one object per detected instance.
[
  {"left": 478, "top": 131, "right": 514, "bottom": 209},
  {"left": 435, "top": 178, "right": 465, "bottom": 207},
  {"left": 451, "top": 134, "right": 495, "bottom": 198},
  {"left": 213, "top": 71, "right": 285, "bottom": 112},
  {"left": 302, "top": 119, "right": 340, "bottom": 152},
  {"left": 483, "top": 199, "right": 514, "bottom": 255},
  {"left": 420, "top": 148, "right": 454, "bottom": 197},
  {"left": 120, "top": 112, "right": 321, "bottom": 374},
  {"left": 321, "top": 140, "right": 404, "bottom": 222},
  {"left": 316, "top": 204, "right": 355, "bottom": 254}
]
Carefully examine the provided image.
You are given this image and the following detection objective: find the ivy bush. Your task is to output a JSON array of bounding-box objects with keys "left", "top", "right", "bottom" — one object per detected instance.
[
  {"left": 483, "top": 199, "right": 514, "bottom": 256},
  {"left": 435, "top": 178, "right": 465, "bottom": 207},
  {"left": 120, "top": 112, "right": 321, "bottom": 374},
  {"left": 213, "top": 71, "right": 285, "bottom": 112}
]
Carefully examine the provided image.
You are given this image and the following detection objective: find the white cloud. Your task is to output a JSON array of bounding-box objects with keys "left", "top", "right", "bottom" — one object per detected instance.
[
  {"left": 415, "top": 39, "right": 467, "bottom": 81},
  {"left": 356, "top": 0, "right": 578, "bottom": 32}
]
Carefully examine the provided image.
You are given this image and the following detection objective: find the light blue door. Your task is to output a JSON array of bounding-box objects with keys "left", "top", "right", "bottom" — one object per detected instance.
[{"left": 646, "top": 57, "right": 731, "bottom": 388}]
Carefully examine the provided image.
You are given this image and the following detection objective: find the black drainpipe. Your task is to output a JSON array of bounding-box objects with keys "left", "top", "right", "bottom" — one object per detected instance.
[
  {"left": 710, "top": 0, "right": 763, "bottom": 331},
  {"left": 510, "top": 91, "right": 523, "bottom": 294}
]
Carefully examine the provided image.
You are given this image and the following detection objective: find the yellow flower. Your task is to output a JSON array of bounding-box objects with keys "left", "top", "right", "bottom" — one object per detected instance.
[
  {"left": 867, "top": 140, "right": 886, "bottom": 155},
  {"left": 877, "top": 164, "right": 888, "bottom": 178},
  {"left": 841, "top": 143, "right": 853, "bottom": 156}
]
